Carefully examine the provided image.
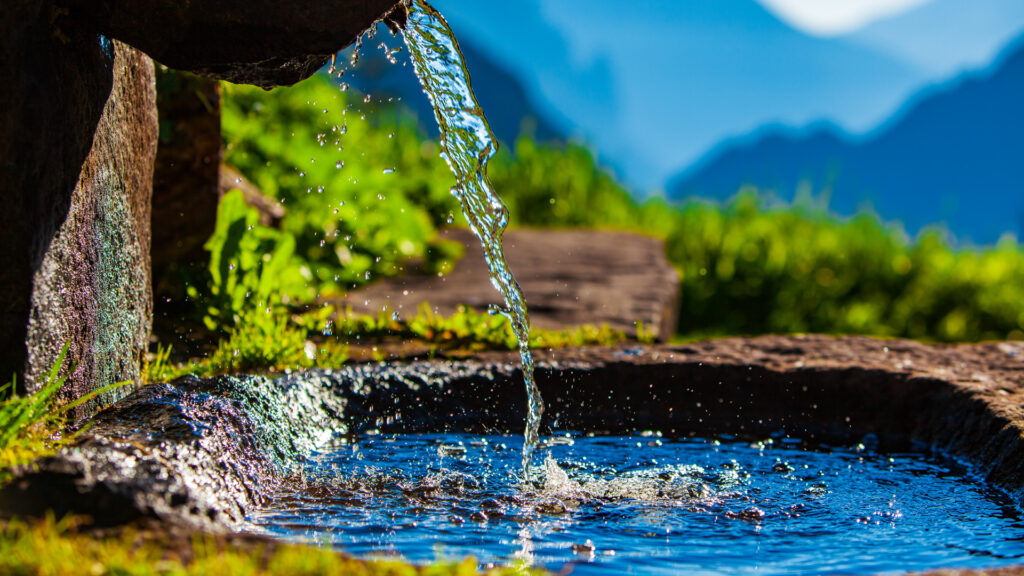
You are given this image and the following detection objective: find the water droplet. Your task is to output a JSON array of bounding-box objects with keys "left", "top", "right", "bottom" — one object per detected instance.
[
  {"left": 383, "top": 168, "right": 395, "bottom": 175},
  {"left": 336, "top": 161, "right": 345, "bottom": 169}
]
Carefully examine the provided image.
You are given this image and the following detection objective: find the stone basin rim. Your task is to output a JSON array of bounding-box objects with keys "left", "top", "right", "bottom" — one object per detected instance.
[{"left": 3, "top": 335, "right": 1024, "bottom": 576}]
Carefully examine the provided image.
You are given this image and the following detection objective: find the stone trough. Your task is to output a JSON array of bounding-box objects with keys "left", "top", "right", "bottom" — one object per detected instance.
[{"left": 5, "top": 335, "right": 1024, "bottom": 574}]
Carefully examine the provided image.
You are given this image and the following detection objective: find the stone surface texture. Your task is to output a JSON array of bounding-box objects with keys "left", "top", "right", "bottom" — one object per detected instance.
[
  {"left": 0, "top": 1, "right": 157, "bottom": 416},
  {"left": 0, "top": 374, "right": 345, "bottom": 530},
  {"left": 0, "top": 1, "right": 114, "bottom": 395},
  {"left": 338, "top": 228, "right": 681, "bottom": 340},
  {"left": 26, "top": 39, "right": 157, "bottom": 416},
  {"left": 7, "top": 334, "right": 1024, "bottom": 561},
  {"left": 70, "top": 0, "right": 407, "bottom": 87}
]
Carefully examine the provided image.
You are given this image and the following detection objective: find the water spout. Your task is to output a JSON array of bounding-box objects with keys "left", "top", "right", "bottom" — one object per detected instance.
[{"left": 400, "top": 0, "right": 544, "bottom": 480}]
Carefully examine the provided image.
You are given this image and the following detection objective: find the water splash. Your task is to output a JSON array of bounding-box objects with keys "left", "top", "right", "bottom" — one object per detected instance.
[{"left": 401, "top": 0, "right": 544, "bottom": 479}]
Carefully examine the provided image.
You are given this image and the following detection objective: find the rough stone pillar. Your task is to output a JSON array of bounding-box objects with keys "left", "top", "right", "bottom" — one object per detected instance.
[
  {"left": 1, "top": 0, "right": 402, "bottom": 418},
  {"left": 24, "top": 41, "right": 157, "bottom": 416},
  {"left": 0, "top": 3, "right": 153, "bottom": 417}
]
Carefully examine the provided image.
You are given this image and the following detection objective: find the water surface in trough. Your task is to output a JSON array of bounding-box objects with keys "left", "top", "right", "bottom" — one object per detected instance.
[{"left": 251, "top": 433, "right": 1024, "bottom": 575}]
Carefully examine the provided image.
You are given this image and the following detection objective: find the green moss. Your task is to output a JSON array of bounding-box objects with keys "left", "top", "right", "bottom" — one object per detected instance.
[{"left": 0, "top": 516, "right": 540, "bottom": 576}]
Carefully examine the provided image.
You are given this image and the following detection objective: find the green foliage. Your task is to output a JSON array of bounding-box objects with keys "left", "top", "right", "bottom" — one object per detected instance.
[
  {"left": 489, "top": 138, "right": 643, "bottom": 229},
  {"left": 209, "top": 69, "right": 1024, "bottom": 349},
  {"left": 0, "top": 515, "right": 538, "bottom": 576},
  {"left": 206, "top": 311, "right": 315, "bottom": 374},
  {"left": 193, "top": 190, "right": 310, "bottom": 332},
  {"left": 329, "top": 304, "right": 627, "bottom": 351},
  {"left": 480, "top": 131, "right": 1024, "bottom": 342},
  {"left": 221, "top": 75, "right": 459, "bottom": 296},
  {"left": 148, "top": 305, "right": 625, "bottom": 381},
  {"left": 664, "top": 192, "right": 1024, "bottom": 341},
  {"left": 1, "top": 345, "right": 124, "bottom": 483}
]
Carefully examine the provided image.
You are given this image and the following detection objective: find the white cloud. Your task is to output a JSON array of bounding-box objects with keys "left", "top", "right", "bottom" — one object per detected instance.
[{"left": 756, "top": 0, "right": 934, "bottom": 35}]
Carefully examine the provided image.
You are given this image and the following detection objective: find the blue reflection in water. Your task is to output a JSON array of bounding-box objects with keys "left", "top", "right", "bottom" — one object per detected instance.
[{"left": 250, "top": 433, "right": 1024, "bottom": 575}]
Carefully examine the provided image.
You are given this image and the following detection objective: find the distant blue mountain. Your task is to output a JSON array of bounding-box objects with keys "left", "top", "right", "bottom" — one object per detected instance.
[
  {"left": 426, "top": 0, "right": 928, "bottom": 190},
  {"left": 392, "top": 0, "right": 1024, "bottom": 192},
  {"left": 343, "top": 32, "right": 564, "bottom": 146},
  {"left": 847, "top": 0, "right": 1024, "bottom": 75},
  {"left": 668, "top": 37, "right": 1024, "bottom": 245}
]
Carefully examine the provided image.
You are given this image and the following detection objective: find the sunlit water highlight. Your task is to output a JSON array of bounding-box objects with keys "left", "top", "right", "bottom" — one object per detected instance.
[
  {"left": 400, "top": 0, "right": 542, "bottom": 479},
  {"left": 251, "top": 433, "right": 1024, "bottom": 575}
]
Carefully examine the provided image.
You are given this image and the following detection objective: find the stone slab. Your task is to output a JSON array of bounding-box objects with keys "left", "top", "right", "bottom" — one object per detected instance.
[{"left": 337, "top": 228, "right": 680, "bottom": 340}]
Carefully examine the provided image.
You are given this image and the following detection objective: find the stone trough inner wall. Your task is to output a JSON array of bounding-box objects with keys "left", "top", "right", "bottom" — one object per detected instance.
[{"left": 4, "top": 336, "right": 1024, "bottom": 537}]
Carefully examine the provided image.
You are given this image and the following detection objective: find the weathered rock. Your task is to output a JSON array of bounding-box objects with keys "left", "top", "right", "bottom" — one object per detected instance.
[
  {"left": 2, "top": 0, "right": 404, "bottom": 414},
  {"left": 338, "top": 228, "right": 681, "bottom": 340},
  {"left": 0, "top": 0, "right": 157, "bottom": 415},
  {"left": 306, "top": 335, "right": 1024, "bottom": 507},
  {"left": 67, "top": 0, "right": 407, "bottom": 88},
  {"left": 0, "top": 373, "right": 346, "bottom": 530},
  {"left": 26, "top": 40, "right": 156, "bottom": 416},
  {"left": 0, "top": 2, "right": 111, "bottom": 394},
  {"left": 10, "top": 335, "right": 1024, "bottom": 542}
]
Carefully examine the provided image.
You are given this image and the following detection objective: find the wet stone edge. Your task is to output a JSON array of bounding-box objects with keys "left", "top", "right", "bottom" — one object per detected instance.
[{"left": 3, "top": 335, "right": 1024, "bottom": 544}]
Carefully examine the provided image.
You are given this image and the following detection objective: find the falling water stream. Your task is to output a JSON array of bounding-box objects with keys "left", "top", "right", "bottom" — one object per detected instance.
[{"left": 400, "top": 0, "right": 543, "bottom": 480}]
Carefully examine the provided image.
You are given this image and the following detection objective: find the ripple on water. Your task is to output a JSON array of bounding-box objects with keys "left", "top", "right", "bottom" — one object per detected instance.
[{"left": 249, "top": 433, "right": 1024, "bottom": 575}]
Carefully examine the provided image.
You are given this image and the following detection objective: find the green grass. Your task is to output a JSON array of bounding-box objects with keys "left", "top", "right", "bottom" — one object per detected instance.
[
  {"left": 1, "top": 346, "right": 126, "bottom": 484},
  {"left": 0, "top": 515, "right": 539, "bottom": 576},
  {"left": 146, "top": 304, "right": 629, "bottom": 383}
]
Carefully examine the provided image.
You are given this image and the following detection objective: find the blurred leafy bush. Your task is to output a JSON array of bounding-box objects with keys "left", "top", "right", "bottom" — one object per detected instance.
[
  {"left": 662, "top": 193, "right": 1024, "bottom": 341},
  {"left": 221, "top": 75, "right": 460, "bottom": 297},
  {"left": 212, "top": 71, "right": 1024, "bottom": 345},
  {"left": 191, "top": 189, "right": 308, "bottom": 331}
]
